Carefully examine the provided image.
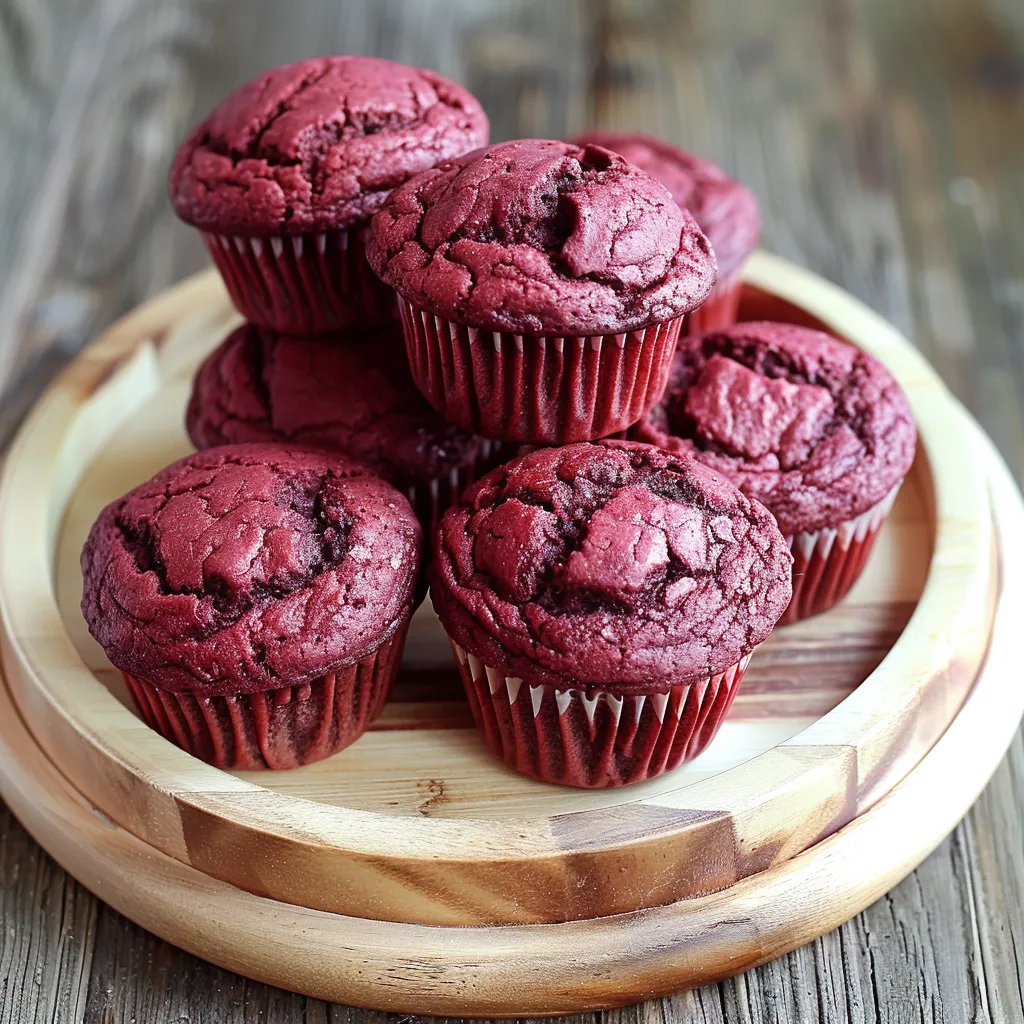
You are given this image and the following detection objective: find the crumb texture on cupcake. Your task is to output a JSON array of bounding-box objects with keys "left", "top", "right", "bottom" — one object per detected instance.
[
  {"left": 169, "top": 56, "right": 489, "bottom": 234},
  {"left": 430, "top": 440, "right": 791, "bottom": 692},
  {"left": 633, "top": 321, "right": 917, "bottom": 535},
  {"left": 573, "top": 132, "right": 760, "bottom": 278},
  {"left": 81, "top": 444, "right": 421, "bottom": 694},
  {"left": 187, "top": 323, "right": 489, "bottom": 486},
  {"left": 367, "top": 139, "right": 717, "bottom": 335}
]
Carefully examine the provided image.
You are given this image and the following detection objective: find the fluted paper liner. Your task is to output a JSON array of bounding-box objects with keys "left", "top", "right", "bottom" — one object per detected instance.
[
  {"left": 403, "top": 438, "right": 518, "bottom": 535},
  {"left": 398, "top": 297, "right": 683, "bottom": 443},
  {"left": 451, "top": 642, "right": 751, "bottom": 788},
  {"left": 683, "top": 269, "right": 745, "bottom": 336},
  {"left": 782, "top": 482, "right": 902, "bottom": 624},
  {"left": 203, "top": 228, "right": 395, "bottom": 334},
  {"left": 123, "top": 623, "right": 408, "bottom": 770}
]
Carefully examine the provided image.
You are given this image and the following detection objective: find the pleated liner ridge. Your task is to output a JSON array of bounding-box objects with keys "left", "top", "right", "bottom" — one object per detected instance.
[
  {"left": 683, "top": 269, "right": 745, "bottom": 336},
  {"left": 451, "top": 641, "right": 751, "bottom": 788},
  {"left": 204, "top": 228, "right": 395, "bottom": 334},
  {"left": 403, "top": 438, "right": 519, "bottom": 535},
  {"left": 782, "top": 482, "right": 901, "bottom": 624},
  {"left": 398, "top": 297, "right": 684, "bottom": 444},
  {"left": 123, "top": 624, "right": 409, "bottom": 770}
]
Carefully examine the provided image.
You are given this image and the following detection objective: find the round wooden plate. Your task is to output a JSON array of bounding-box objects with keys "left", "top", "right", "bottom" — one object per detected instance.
[
  {"left": 0, "top": 254, "right": 997, "bottom": 931},
  {"left": 0, "top": 406, "right": 1017, "bottom": 1018}
]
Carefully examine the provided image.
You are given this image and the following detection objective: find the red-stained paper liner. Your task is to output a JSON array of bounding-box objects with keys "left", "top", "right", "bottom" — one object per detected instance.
[
  {"left": 450, "top": 642, "right": 751, "bottom": 788},
  {"left": 398, "top": 297, "right": 684, "bottom": 444},
  {"left": 683, "top": 269, "right": 744, "bottom": 336},
  {"left": 122, "top": 623, "right": 408, "bottom": 770},
  {"left": 203, "top": 228, "right": 395, "bottom": 334},
  {"left": 782, "top": 482, "right": 902, "bottom": 625},
  {"left": 404, "top": 438, "right": 519, "bottom": 535}
]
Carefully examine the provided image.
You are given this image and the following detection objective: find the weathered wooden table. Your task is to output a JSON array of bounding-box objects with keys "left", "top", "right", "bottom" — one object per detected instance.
[{"left": 1, "top": 0, "right": 1022, "bottom": 1020}]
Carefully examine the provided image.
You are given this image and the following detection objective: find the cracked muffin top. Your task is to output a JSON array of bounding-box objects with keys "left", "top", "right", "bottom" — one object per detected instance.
[
  {"left": 572, "top": 132, "right": 760, "bottom": 279},
  {"left": 81, "top": 444, "right": 422, "bottom": 695},
  {"left": 366, "top": 138, "right": 718, "bottom": 335},
  {"left": 187, "top": 322, "right": 490, "bottom": 487},
  {"left": 631, "top": 322, "right": 917, "bottom": 535},
  {"left": 168, "top": 56, "right": 489, "bottom": 235},
  {"left": 430, "top": 440, "right": 791, "bottom": 692}
]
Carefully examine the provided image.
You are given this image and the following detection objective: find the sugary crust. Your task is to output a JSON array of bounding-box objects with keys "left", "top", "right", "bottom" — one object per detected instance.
[
  {"left": 573, "top": 132, "right": 760, "bottom": 278},
  {"left": 81, "top": 444, "right": 422, "bottom": 694},
  {"left": 632, "top": 322, "right": 918, "bottom": 534},
  {"left": 430, "top": 440, "right": 792, "bottom": 692},
  {"left": 169, "top": 56, "right": 489, "bottom": 234},
  {"left": 366, "top": 139, "right": 717, "bottom": 335}
]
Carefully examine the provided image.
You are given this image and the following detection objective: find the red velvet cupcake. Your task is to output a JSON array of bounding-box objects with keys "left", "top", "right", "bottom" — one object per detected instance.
[
  {"left": 186, "top": 323, "right": 513, "bottom": 534},
  {"left": 366, "top": 140, "right": 717, "bottom": 443},
  {"left": 430, "top": 441, "right": 792, "bottom": 788},
  {"left": 169, "top": 56, "right": 488, "bottom": 333},
  {"left": 80, "top": 444, "right": 422, "bottom": 770},
  {"left": 572, "top": 133, "right": 759, "bottom": 335},
  {"left": 632, "top": 323, "right": 917, "bottom": 622}
]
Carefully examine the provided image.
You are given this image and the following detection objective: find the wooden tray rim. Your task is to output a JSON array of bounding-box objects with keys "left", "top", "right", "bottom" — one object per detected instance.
[
  {"left": 0, "top": 407, "right": 1016, "bottom": 1017},
  {"left": 0, "top": 253, "right": 996, "bottom": 917}
]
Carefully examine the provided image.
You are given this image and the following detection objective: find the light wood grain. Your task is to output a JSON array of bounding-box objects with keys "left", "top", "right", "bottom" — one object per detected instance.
[
  {"left": 54, "top": 386, "right": 930, "bottom": 819},
  {"left": 0, "top": 410, "right": 1018, "bottom": 1017},
  {"left": 0, "top": 258, "right": 993, "bottom": 929}
]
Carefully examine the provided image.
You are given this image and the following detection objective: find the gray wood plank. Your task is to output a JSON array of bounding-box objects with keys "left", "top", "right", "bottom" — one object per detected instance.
[
  {"left": 0, "top": 0, "right": 228, "bottom": 393},
  {"left": 0, "top": 804, "right": 95, "bottom": 1024},
  {"left": 965, "top": 734, "right": 1024, "bottom": 1022},
  {"left": 82, "top": 904, "right": 313, "bottom": 1023}
]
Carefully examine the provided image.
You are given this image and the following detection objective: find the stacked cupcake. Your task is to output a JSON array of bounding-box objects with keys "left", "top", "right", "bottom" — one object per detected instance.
[
  {"left": 169, "top": 55, "right": 499, "bottom": 534},
  {"left": 81, "top": 57, "right": 491, "bottom": 771},
  {"left": 168, "top": 56, "right": 489, "bottom": 335},
  {"left": 80, "top": 57, "right": 916, "bottom": 790},
  {"left": 366, "top": 138, "right": 717, "bottom": 443},
  {"left": 571, "top": 132, "right": 761, "bottom": 335}
]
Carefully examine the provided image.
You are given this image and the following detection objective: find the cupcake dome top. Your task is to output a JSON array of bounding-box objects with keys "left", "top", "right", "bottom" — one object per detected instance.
[
  {"left": 81, "top": 444, "right": 422, "bottom": 695},
  {"left": 430, "top": 440, "right": 792, "bottom": 692},
  {"left": 169, "top": 56, "right": 489, "bottom": 234},
  {"left": 632, "top": 322, "right": 918, "bottom": 534},
  {"left": 574, "top": 132, "right": 760, "bottom": 279},
  {"left": 187, "top": 323, "right": 492, "bottom": 488},
  {"left": 366, "top": 139, "right": 718, "bottom": 335}
]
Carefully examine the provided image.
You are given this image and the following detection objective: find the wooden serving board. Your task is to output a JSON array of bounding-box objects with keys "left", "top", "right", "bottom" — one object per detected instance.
[
  {"left": 0, "top": 393, "right": 1018, "bottom": 1018},
  {"left": 0, "top": 254, "right": 1000, "bottom": 936}
]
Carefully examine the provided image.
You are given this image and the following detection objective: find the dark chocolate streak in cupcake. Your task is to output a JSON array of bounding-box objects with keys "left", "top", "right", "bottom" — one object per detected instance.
[
  {"left": 632, "top": 322, "right": 917, "bottom": 535},
  {"left": 367, "top": 138, "right": 717, "bottom": 335},
  {"left": 572, "top": 132, "right": 760, "bottom": 279},
  {"left": 81, "top": 444, "right": 421, "bottom": 695},
  {"left": 187, "top": 323, "right": 489, "bottom": 488},
  {"left": 169, "top": 56, "right": 489, "bottom": 234},
  {"left": 431, "top": 440, "right": 791, "bottom": 693}
]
